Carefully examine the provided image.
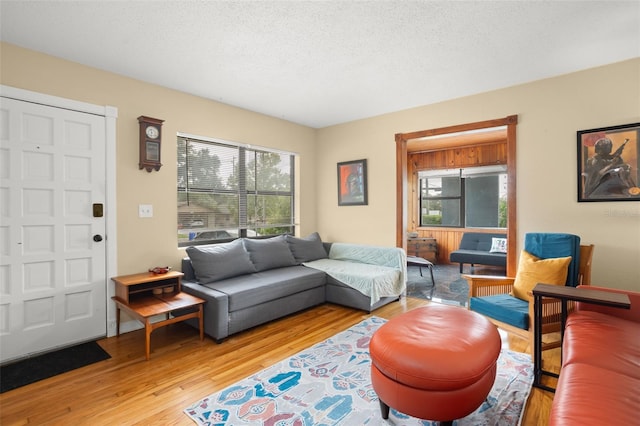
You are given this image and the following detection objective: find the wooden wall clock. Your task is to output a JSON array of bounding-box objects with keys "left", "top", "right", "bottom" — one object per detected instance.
[{"left": 138, "top": 116, "right": 165, "bottom": 172}]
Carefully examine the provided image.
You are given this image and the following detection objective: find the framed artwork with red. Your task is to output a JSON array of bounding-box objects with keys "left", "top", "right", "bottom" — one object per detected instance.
[{"left": 337, "top": 159, "right": 368, "bottom": 206}]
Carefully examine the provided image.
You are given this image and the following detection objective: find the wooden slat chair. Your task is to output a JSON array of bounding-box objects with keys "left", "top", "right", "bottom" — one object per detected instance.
[{"left": 465, "top": 233, "right": 594, "bottom": 356}]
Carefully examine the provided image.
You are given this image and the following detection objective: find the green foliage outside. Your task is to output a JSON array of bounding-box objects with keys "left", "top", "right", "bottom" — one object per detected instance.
[
  {"left": 498, "top": 197, "right": 507, "bottom": 228},
  {"left": 422, "top": 215, "right": 442, "bottom": 225}
]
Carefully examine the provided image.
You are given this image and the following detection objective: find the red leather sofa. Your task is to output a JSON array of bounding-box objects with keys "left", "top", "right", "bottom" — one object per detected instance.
[{"left": 548, "top": 286, "right": 640, "bottom": 425}]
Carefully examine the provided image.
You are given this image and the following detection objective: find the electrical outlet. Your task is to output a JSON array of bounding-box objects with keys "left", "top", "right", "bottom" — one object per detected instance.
[{"left": 139, "top": 204, "right": 153, "bottom": 218}]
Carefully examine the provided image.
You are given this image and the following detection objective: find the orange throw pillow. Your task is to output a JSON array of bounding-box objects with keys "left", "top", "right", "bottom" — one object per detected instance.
[{"left": 511, "top": 250, "right": 572, "bottom": 300}]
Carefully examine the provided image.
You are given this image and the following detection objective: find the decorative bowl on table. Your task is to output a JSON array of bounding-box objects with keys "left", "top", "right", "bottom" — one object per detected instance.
[{"left": 149, "top": 266, "right": 172, "bottom": 274}]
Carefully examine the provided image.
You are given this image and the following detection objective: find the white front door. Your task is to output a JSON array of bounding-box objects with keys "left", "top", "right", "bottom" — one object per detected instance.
[{"left": 0, "top": 96, "right": 107, "bottom": 363}]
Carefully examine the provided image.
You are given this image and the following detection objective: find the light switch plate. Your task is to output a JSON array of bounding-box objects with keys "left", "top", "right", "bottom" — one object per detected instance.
[{"left": 139, "top": 204, "right": 153, "bottom": 218}]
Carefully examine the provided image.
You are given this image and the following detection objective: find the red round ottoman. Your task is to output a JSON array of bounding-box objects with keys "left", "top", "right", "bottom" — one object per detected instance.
[{"left": 370, "top": 304, "right": 501, "bottom": 425}]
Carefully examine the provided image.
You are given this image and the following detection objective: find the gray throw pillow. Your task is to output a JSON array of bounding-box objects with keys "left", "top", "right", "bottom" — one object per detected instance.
[
  {"left": 285, "top": 232, "right": 328, "bottom": 264},
  {"left": 243, "top": 236, "right": 297, "bottom": 271},
  {"left": 186, "top": 239, "right": 256, "bottom": 284}
]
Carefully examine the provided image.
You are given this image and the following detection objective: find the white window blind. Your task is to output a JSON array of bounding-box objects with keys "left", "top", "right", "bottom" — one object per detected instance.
[{"left": 177, "top": 135, "right": 295, "bottom": 246}]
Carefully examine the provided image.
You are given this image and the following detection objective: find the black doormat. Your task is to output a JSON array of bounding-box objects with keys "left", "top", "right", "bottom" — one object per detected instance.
[{"left": 0, "top": 341, "right": 111, "bottom": 393}]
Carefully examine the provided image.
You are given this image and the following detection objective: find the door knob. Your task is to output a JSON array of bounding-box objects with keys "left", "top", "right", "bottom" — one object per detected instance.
[{"left": 93, "top": 234, "right": 103, "bottom": 242}]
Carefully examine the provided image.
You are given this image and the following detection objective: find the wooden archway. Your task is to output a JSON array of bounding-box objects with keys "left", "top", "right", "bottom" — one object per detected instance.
[{"left": 395, "top": 115, "right": 518, "bottom": 276}]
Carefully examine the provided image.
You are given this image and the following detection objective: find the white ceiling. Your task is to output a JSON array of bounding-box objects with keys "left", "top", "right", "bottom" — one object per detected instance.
[{"left": 1, "top": 1, "right": 638, "bottom": 128}]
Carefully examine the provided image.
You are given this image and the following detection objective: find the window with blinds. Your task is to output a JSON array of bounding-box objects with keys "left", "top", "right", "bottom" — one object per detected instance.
[{"left": 177, "top": 135, "right": 295, "bottom": 246}]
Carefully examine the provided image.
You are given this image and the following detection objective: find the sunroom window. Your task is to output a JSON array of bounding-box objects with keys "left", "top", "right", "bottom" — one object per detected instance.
[{"left": 419, "top": 165, "right": 507, "bottom": 228}]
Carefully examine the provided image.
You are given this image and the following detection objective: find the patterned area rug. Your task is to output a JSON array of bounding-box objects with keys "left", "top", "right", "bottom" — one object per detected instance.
[{"left": 185, "top": 317, "right": 533, "bottom": 425}]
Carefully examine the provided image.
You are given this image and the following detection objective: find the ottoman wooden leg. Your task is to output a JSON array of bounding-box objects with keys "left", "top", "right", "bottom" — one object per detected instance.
[{"left": 379, "top": 399, "right": 390, "bottom": 419}]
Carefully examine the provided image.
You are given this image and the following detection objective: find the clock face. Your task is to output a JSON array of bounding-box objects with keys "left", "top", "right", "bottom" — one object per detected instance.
[{"left": 146, "top": 125, "right": 160, "bottom": 140}]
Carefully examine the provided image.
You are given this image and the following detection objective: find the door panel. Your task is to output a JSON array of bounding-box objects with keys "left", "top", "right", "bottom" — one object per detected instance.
[{"left": 0, "top": 97, "right": 107, "bottom": 363}]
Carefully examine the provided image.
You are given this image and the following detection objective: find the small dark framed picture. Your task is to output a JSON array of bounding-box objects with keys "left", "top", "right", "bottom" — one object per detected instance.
[
  {"left": 577, "top": 122, "right": 640, "bottom": 202},
  {"left": 337, "top": 159, "right": 368, "bottom": 206}
]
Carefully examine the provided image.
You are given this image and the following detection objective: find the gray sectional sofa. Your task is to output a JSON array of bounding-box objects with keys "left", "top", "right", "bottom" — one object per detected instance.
[{"left": 181, "top": 233, "right": 406, "bottom": 342}]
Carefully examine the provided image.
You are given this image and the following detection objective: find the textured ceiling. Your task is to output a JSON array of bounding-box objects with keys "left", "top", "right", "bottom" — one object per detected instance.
[{"left": 1, "top": 1, "right": 638, "bottom": 128}]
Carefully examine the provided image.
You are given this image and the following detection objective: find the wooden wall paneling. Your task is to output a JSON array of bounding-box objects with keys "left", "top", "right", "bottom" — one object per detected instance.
[
  {"left": 411, "top": 144, "right": 508, "bottom": 170},
  {"left": 415, "top": 229, "right": 458, "bottom": 265},
  {"left": 465, "top": 146, "right": 478, "bottom": 165}
]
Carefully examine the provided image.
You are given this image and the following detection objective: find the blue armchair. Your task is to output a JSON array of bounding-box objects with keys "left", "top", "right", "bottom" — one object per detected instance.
[{"left": 465, "top": 233, "right": 594, "bottom": 355}]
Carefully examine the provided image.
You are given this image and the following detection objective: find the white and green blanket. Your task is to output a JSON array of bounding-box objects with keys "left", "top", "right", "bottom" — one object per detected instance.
[{"left": 304, "top": 243, "right": 407, "bottom": 305}]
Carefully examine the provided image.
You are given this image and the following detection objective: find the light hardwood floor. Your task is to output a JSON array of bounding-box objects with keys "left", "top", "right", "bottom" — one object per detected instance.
[{"left": 0, "top": 297, "right": 559, "bottom": 425}]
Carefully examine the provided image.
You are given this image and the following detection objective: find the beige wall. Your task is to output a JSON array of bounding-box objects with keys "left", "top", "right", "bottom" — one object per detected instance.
[
  {"left": 316, "top": 58, "right": 640, "bottom": 290},
  {"left": 2, "top": 42, "right": 639, "bottom": 291},
  {"left": 1, "top": 42, "right": 318, "bottom": 276}
]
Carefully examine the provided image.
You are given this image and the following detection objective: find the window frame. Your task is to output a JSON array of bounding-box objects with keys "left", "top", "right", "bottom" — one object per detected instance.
[
  {"left": 177, "top": 133, "right": 296, "bottom": 247},
  {"left": 419, "top": 175, "right": 464, "bottom": 227},
  {"left": 418, "top": 166, "right": 506, "bottom": 229}
]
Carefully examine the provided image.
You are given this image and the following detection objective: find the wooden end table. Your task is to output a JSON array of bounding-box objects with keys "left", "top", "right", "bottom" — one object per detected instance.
[
  {"left": 111, "top": 270, "right": 205, "bottom": 360},
  {"left": 532, "top": 283, "right": 630, "bottom": 392}
]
